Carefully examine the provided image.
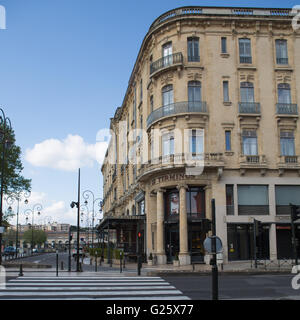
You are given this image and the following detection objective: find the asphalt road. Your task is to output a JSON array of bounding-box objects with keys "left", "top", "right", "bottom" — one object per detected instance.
[
  {"left": 12, "top": 252, "right": 114, "bottom": 272},
  {"left": 162, "top": 274, "right": 300, "bottom": 300}
]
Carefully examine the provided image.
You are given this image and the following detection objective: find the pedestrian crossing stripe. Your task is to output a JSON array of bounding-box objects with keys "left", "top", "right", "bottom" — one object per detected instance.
[{"left": 0, "top": 276, "right": 190, "bottom": 300}]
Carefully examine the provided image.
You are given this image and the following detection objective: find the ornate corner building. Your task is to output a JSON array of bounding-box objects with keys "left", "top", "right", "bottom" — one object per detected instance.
[{"left": 98, "top": 6, "right": 300, "bottom": 265}]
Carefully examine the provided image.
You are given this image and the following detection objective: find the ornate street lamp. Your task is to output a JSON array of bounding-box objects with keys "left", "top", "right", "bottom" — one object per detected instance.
[
  {"left": 6, "top": 190, "right": 31, "bottom": 258},
  {"left": 82, "top": 190, "right": 103, "bottom": 249},
  {"left": 24, "top": 203, "right": 43, "bottom": 254},
  {"left": 0, "top": 108, "right": 12, "bottom": 265}
]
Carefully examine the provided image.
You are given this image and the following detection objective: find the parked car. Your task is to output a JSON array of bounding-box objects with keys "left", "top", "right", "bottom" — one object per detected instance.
[{"left": 3, "top": 246, "right": 16, "bottom": 256}]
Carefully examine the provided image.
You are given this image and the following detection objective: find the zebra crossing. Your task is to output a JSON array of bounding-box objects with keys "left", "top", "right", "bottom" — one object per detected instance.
[{"left": 0, "top": 276, "right": 190, "bottom": 300}]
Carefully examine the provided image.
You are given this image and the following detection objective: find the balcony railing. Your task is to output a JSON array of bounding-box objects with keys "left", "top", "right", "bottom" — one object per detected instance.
[
  {"left": 276, "top": 205, "right": 292, "bottom": 216},
  {"left": 239, "top": 102, "right": 261, "bottom": 114},
  {"left": 240, "top": 56, "right": 252, "bottom": 64},
  {"left": 276, "top": 58, "right": 289, "bottom": 65},
  {"left": 276, "top": 103, "right": 298, "bottom": 115},
  {"left": 149, "top": 7, "right": 293, "bottom": 31},
  {"left": 284, "top": 155, "right": 298, "bottom": 164},
  {"left": 240, "top": 155, "right": 266, "bottom": 166},
  {"left": 147, "top": 101, "right": 207, "bottom": 127},
  {"left": 150, "top": 52, "right": 183, "bottom": 75}
]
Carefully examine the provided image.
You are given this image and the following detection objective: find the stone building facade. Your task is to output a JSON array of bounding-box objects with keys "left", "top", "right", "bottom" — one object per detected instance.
[{"left": 100, "top": 6, "right": 300, "bottom": 265}]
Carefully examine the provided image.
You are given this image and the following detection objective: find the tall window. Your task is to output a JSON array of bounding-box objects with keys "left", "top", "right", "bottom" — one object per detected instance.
[
  {"left": 133, "top": 86, "right": 137, "bottom": 124},
  {"left": 162, "top": 132, "right": 174, "bottom": 156},
  {"left": 223, "top": 81, "right": 229, "bottom": 102},
  {"left": 187, "top": 37, "right": 200, "bottom": 62},
  {"left": 225, "top": 131, "right": 231, "bottom": 151},
  {"left": 162, "top": 84, "right": 174, "bottom": 115},
  {"left": 150, "top": 95, "right": 154, "bottom": 112},
  {"left": 189, "top": 129, "right": 204, "bottom": 155},
  {"left": 186, "top": 187, "right": 205, "bottom": 218},
  {"left": 226, "top": 185, "right": 234, "bottom": 215},
  {"left": 275, "top": 39, "right": 288, "bottom": 65},
  {"left": 242, "top": 130, "right": 257, "bottom": 155},
  {"left": 162, "top": 42, "right": 172, "bottom": 66},
  {"left": 140, "top": 79, "right": 143, "bottom": 102},
  {"left": 188, "top": 81, "right": 201, "bottom": 107},
  {"left": 278, "top": 83, "right": 291, "bottom": 104},
  {"left": 280, "top": 131, "right": 295, "bottom": 156},
  {"left": 221, "top": 37, "right": 227, "bottom": 53},
  {"left": 239, "top": 38, "right": 252, "bottom": 64},
  {"left": 240, "top": 82, "right": 254, "bottom": 102}
]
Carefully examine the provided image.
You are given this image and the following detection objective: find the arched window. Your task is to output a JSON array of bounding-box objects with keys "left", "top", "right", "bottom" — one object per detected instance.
[
  {"left": 278, "top": 83, "right": 291, "bottom": 104},
  {"left": 240, "top": 82, "right": 254, "bottom": 102}
]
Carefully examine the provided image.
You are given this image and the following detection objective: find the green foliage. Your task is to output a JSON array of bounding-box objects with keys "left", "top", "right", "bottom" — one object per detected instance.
[
  {"left": 0, "top": 126, "right": 31, "bottom": 194},
  {"left": 22, "top": 229, "right": 47, "bottom": 246},
  {"left": 2, "top": 229, "right": 16, "bottom": 246}
]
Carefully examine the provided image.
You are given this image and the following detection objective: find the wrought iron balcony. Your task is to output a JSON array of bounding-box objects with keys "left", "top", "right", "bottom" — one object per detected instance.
[
  {"left": 276, "top": 103, "right": 298, "bottom": 115},
  {"left": 238, "top": 205, "right": 269, "bottom": 216},
  {"left": 239, "top": 102, "right": 261, "bottom": 114},
  {"left": 150, "top": 52, "right": 183, "bottom": 75},
  {"left": 276, "top": 58, "right": 289, "bottom": 65},
  {"left": 239, "top": 56, "right": 252, "bottom": 64},
  {"left": 147, "top": 101, "right": 207, "bottom": 128}
]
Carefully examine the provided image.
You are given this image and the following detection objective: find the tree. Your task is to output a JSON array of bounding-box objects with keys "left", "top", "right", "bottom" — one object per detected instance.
[
  {"left": 0, "top": 125, "right": 31, "bottom": 194},
  {"left": 23, "top": 229, "right": 47, "bottom": 247},
  {"left": 2, "top": 228, "right": 16, "bottom": 246}
]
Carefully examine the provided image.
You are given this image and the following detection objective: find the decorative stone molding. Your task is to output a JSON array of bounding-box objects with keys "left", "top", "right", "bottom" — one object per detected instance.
[
  {"left": 187, "top": 71, "right": 202, "bottom": 81},
  {"left": 160, "top": 71, "right": 174, "bottom": 86}
]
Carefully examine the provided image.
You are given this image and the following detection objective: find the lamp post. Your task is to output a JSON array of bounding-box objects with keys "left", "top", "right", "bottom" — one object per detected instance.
[
  {"left": 70, "top": 168, "right": 80, "bottom": 272},
  {"left": 6, "top": 190, "right": 31, "bottom": 258},
  {"left": 80, "top": 203, "right": 90, "bottom": 246},
  {"left": 0, "top": 108, "right": 12, "bottom": 265},
  {"left": 82, "top": 190, "right": 103, "bottom": 249},
  {"left": 24, "top": 203, "right": 42, "bottom": 254}
]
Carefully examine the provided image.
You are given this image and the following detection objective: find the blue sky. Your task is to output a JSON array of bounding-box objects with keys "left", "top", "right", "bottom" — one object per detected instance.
[{"left": 0, "top": 0, "right": 297, "bottom": 225}]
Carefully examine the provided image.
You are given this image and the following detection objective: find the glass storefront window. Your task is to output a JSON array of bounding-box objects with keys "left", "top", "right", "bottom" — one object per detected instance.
[{"left": 186, "top": 187, "right": 205, "bottom": 218}]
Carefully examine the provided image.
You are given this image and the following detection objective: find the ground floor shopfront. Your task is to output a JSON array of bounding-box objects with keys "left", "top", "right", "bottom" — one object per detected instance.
[{"left": 101, "top": 169, "right": 300, "bottom": 265}]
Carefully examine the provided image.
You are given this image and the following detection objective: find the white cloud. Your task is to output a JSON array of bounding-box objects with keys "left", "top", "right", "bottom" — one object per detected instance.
[{"left": 25, "top": 134, "right": 108, "bottom": 171}]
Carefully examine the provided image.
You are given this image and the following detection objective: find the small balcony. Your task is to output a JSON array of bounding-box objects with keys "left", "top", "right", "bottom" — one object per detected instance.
[
  {"left": 238, "top": 102, "right": 261, "bottom": 115},
  {"left": 150, "top": 52, "right": 183, "bottom": 76},
  {"left": 277, "top": 155, "right": 300, "bottom": 171},
  {"left": 240, "top": 155, "right": 267, "bottom": 169},
  {"left": 138, "top": 152, "right": 224, "bottom": 181},
  {"left": 147, "top": 101, "right": 207, "bottom": 128},
  {"left": 276, "top": 103, "right": 298, "bottom": 116}
]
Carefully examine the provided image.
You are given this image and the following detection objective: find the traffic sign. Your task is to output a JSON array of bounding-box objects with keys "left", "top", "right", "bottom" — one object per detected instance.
[{"left": 203, "top": 236, "right": 223, "bottom": 254}]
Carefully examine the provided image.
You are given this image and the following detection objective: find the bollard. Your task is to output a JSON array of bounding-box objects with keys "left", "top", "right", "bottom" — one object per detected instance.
[
  {"left": 120, "top": 256, "right": 122, "bottom": 273},
  {"left": 61, "top": 261, "right": 64, "bottom": 270},
  {"left": 79, "top": 262, "right": 82, "bottom": 272},
  {"left": 56, "top": 250, "right": 59, "bottom": 277},
  {"left": 19, "top": 264, "right": 23, "bottom": 277},
  {"left": 95, "top": 254, "right": 97, "bottom": 272}
]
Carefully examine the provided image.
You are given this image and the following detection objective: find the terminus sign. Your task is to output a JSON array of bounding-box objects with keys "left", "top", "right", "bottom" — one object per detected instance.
[
  {"left": 0, "top": 5, "right": 6, "bottom": 30},
  {"left": 151, "top": 173, "right": 199, "bottom": 185}
]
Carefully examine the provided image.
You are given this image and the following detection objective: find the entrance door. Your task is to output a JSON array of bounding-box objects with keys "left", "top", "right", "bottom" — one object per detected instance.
[
  {"left": 188, "top": 224, "right": 205, "bottom": 263},
  {"left": 165, "top": 226, "right": 179, "bottom": 263}
]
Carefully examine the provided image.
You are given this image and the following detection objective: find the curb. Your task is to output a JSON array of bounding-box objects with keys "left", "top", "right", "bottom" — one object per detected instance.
[{"left": 147, "top": 270, "right": 292, "bottom": 276}]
